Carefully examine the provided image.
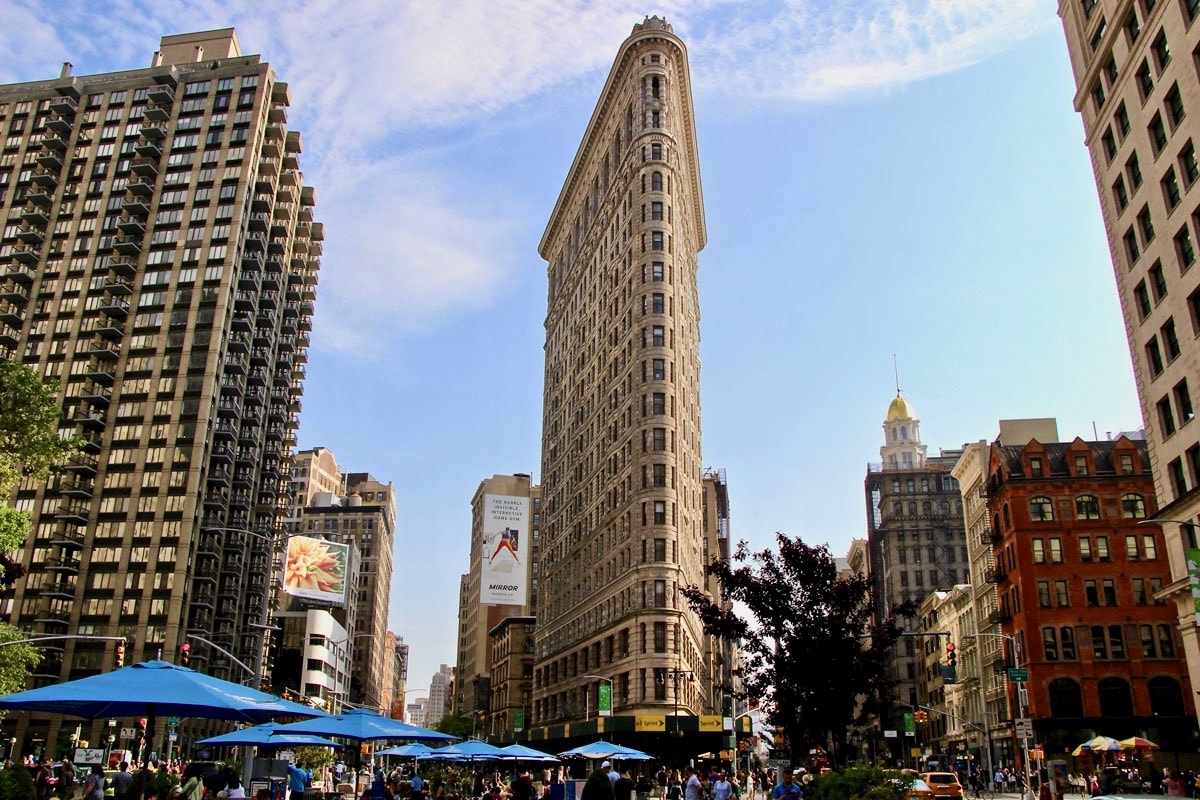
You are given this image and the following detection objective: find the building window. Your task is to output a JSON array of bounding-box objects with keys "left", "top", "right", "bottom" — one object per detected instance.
[
  {"left": 1141, "top": 624, "right": 1158, "bottom": 656},
  {"left": 1114, "top": 176, "right": 1129, "bottom": 210},
  {"left": 1136, "top": 281, "right": 1153, "bottom": 319},
  {"left": 1127, "top": 152, "right": 1143, "bottom": 187},
  {"left": 1187, "top": 0, "right": 1200, "bottom": 22},
  {"left": 650, "top": 172, "right": 662, "bottom": 191},
  {"left": 1151, "top": 114, "right": 1169, "bottom": 153},
  {"left": 1133, "top": 578, "right": 1150, "bottom": 604},
  {"left": 1165, "top": 317, "right": 1182, "bottom": 361},
  {"left": 1043, "top": 627, "right": 1059, "bottom": 661},
  {"left": 1109, "top": 624, "right": 1126, "bottom": 658},
  {"left": 1037, "top": 581, "right": 1052, "bottom": 608},
  {"left": 1092, "top": 626, "right": 1109, "bottom": 658},
  {"left": 1091, "top": 17, "right": 1108, "bottom": 52},
  {"left": 1118, "top": 103, "right": 1132, "bottom": 137},
  {"left": 1121, "top": 493, "right": 1147, "bottom": 518},
  {"left": 1055, "top": 580, "right": 1070, "bottom": 607},
  {"left": 1150, "top": 260, "right": 1168, "bottom": 301},
  {"left": 1120, "top": 453, "right": 1135, "bottom": 475},
  {"left": 653, "top": 501, "right": 666, "bottom": 525},
  {"left": 1147, "top": 337, "right": 1165, "bottom": 376},
  {"left": 1152, "top": 30, "right": 1172, "bottom": 71},
  {"left": 1126, "top": 534, "right": 1142, "bottom": 560},
  {"left": 1085, "top": 580, "right": 1100, "bottom": 607},
  {"left": 1075, "top": 495, "right": 1101, "bottom": 519},
  {"left": 1029, "top": 457, "right": 1043, "bottom": 477},
  {"left": 1075, "top": 455, "right": 1090, "bottom": 476},
  {"left": 1103, "top": 128, "right": 1118, "bottom": 162},
  {"left": 1033, "top": 539, "right": 1046, "bottom": 564},
  {"left": 1167, "top": 84, "right": 1186, "bottom": 127},
  {"left": 1164, "top": 169, "right": 1182, "bottom": 209},
  {"left": 1061, "top": 627, "right": 1077, "bottom": 660},
  {"left": 1159, "top": 395, "right": 1177, "bottom": 436},
  {"left": 1079, "top": 537, "right": 1093, "bottom": 562},
  {"left": 1050, "top": 538, "right": 1064, "bottom": 563},
  {"left": 1097, "top": 535, "right": 1111, "bottom": 561},
  {"left": 1175, "top": 379, "right": 1194, "bottom": 423},
  {"left": 1125, "top": 228, "right": 1141, "bottom": 264},
  {"left": 1138, "top": 206, "right": 1155, "bottom": 243},
  {"left": 1137, "top": 60, "right": 1154, "bottom": 99},
  {"left": 1170, "top": 457, "right": 1188, "bottom": 497},
  {"left": 1030, "top": 496, "right": 1054, "bottom": 522},
  {"left": 1182, "top": 141, "right": 1200, "bottom": 185}
]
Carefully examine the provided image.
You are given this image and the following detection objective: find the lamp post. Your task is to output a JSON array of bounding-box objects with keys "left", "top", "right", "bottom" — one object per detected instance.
[
  {"left": 666, "top": 669, "right": 694, "bottom": 738},
  {"left": 581, "top": 675, "right": 613, "bottom": 722},
  {"left": 965, "top": 632, "right": 1031, "bottom": 799}
]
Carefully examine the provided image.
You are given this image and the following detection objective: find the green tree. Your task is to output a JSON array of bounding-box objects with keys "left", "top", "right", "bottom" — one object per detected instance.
[
  {"left": 0, "top": 758, "right": 37, "bottom": 800},
  {"left": 432, "top": 714, "right": 476, "bottom": 739},
  {"left": 681, "top": 534, "right": 913, "bottom": 766},
  {"left": 294, "top": 745, "right": 335, "bottom": 770},
  {"left": 809, "top": 766, "right": 907, "bottom": 800},
  {"left": 0, "top": 359, "right": 82, "bottom": 586}
]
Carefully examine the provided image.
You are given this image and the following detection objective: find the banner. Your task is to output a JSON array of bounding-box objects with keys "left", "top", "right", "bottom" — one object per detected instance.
[
  {"left": 598, "top": 684, "right": 612, "bottom": 717},
  {"left": 481, "top": 494, "right": 531, "bottom": 605},
  {"left": 283, "top": 536, "right": 349, "bottom": 605},
  {"left": 636, "top": 716, "right": 666, "bottom": 732},
  {"left": 515, "top": 709, "right": 524, "bottom": 732},
  {"left": 904, "top": 712, "right": 915, "bottom": 736},
  {"left": 699, "top": 715, "right": 723, "bottom": 732},
  {"left": 1188, "top": 548, "right": 1200, "bottom": 625}
]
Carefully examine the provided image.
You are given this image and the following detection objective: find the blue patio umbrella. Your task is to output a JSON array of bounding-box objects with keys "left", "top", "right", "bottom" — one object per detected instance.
[
  {"left": 199, "top": 722, "right": 342, "bottom": 748},
  {"left": 269, "top": 707, "right": 456, "bottom": 743},
  {"left": 377, "top": 743, "right": 436, "bottom": 758},
  {"left": 418, "top": 739, "right": 509, "bottom": 761},
  {"left": 500, "top": 743, "right": 560, "bottom": 762},
  {"left": 0, "top": 660, "right": 326, "bottom": 767},
  {"left": 558, "top": 741, "right": 653, "bottom": 760}
]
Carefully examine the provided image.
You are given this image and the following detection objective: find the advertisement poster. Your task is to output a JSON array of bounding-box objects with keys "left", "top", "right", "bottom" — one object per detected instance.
[
  {"left": 1188, "top": 548, "right": 1200, "bottom": 625},
  {"left": 283, "top": 535, "right": 350, "bottom": 605},
  {"left": 480, "top": 494, "right": 530, "bottom": 605}
]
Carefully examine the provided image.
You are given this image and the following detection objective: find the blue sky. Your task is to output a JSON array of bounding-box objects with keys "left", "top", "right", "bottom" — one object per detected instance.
[{"left": 1, "top": 1, "right": 1142, "bottom": 697}]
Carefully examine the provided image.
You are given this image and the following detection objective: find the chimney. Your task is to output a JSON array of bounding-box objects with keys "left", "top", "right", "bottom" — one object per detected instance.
[
  {"left": 59, "top": 62, "right": 73, "bottom": 78},
  {"left": 194, "top": 45, "right": 204, "bottom": 62},
  {"left": 151, "top": 51, "right": 163, "bottom": 68}
]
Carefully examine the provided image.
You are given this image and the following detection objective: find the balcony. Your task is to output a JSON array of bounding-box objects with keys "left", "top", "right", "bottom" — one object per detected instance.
[
  {"left": 57, "top": 474, "right": 94, "bottom": 498},
  {"left": 0, "top": 301, "right": 25, "bottom": 327},
  {"left": 987, "top": 608, "right": 1011, "bottom": 625},
  {"left": 986, "top": 565, "right": 1007, "bottom": 584},
  {"left": 85, "top": 358, "right": 116, "bottom": 384},
  {"left": 35, "top": 150, "right": 64, "bottom": 171},
  {"left": 63, "top": 451, "right": 98, "bottom": 475},
  {"left": 41, "top": 133, "right": 68, "bottom": 152},
  {"left": 91, "top": 315, "right": 125, "bottom": 340},
  {"left": 217, "top": 399, "right": 242, "bottom": 418},
  {"left": 46, "top": 555, "right": 81, "bottom": 575},
  {"left": 15, "top": 225, "right": 45, "bottom": 245},
  {"left": 244, "top": 231, "right": 267, "bottom": 252},
  {"left": 0, "top": 324, "right": 19, "bottom": 348},
  {"left": 72, "top": 402, "right": 106, "bottom": 429},
  {"left": 88, "top": 335, "right": 121, "bottom": 359},
  {"left": 126, "top": 177, "right": 155, "bottom": 196},
  {"left": 211, "top": 445, "right": 234, "bottom": 464},
  {"left": 248, "top": 212, "right": 270, "bottom": 232},
  {"left": 148, "top": 84, "right": 175, "bottom": 105},
  {"left": 130, "top": 156, "right": 159, "bottom": 177},
  {"left": 20, "top": 205, "right": 50, "bottom": 227},
  {"left": 30, "top": 168, "right": 58, "bottom": 188},
  {"left": 116, "top": 216, "right": 146, "bottom": 235},
  {"left": 113, "top": 235, "right": 142, "bottom": 255},
  {"left": 143, "top": 103, "right": 170, "bottom": 122},
  {"left": 104, "top": 276, "right": 134, "bottom": 296},
  {"left": 48, "top": 95, "right": 78, "bottom": 116},
  {"left": 214, "top": 419, "right": 238, "bottom": 440},
  {"left": 108, "top": 255, "right": 137, "bottom": 277},
  {"left": 26, "top": 189, "right": 53, "bottom": 207},
  {"left": 45, "top": 115, "right": 72, "bottom": 135},
  {"left": 0, "top": 281, "right": 30, "bottom": 304},
  {"left": 54, "top": 499, "right": 90, "bottom": 525},
  {"left": 139, "top": 122, "right": 168, "bottom": 141},
  {"left": 79, "top": 380, "right": 112, "bottom": 406}
]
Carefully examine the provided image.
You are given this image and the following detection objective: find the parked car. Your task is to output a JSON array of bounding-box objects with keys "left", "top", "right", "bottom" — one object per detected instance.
[
  {"left": 906, "top": 778, "right": 935, "bottom": 800},
  {"left": 920, "top": 772, "right": 963, "bottom": 800}
]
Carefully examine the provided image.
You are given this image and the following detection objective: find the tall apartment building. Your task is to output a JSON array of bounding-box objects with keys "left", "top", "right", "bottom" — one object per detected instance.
[
  {"left": 699, "top": 468, "right": 735, "bottom": 715},
  {"left": 426, "top": 663, "right": 454, "bottom": 727},
  {"left": 1059, "top": 0, "right": 1200, "bottom": 697},
  {"left": 286, "top": 446, "right": 342, "bottom": 530},
  {"left": 453, "top": 474, "right": 540, "bottom": 718},
  {"left": 985, "top": 435, "right": 1195, "bottom": 752},
  {"left": 534, "top": 16, "right": 710, "bottom": 727},
  {"left": 290, "top": 472, "right": 396, "bottom": 711},
  {"left": 864, "top": 394, "right": 968, "bottom": 722},
  {"left": 0, "top": 28, "right": 319, "bottom": 753}
]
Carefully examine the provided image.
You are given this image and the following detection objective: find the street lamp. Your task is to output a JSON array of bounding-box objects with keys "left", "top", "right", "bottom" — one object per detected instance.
[
  {"left": 964, "top": 632, "right": 1032, "bottom": 799},
  {"left": 581, "top": 675, "right": 613, "bottom": 722},
  {"left": 666, "top": 669, "right": 694, "bottom": 738}
]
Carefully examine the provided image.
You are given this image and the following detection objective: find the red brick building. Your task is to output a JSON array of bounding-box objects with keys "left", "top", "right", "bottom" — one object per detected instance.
[{"left": 987, "top": 436, "right": 1197, "bottom": 755}]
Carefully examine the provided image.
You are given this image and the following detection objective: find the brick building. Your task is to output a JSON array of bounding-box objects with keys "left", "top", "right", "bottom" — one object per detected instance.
[{"left": 987, "top": 435, "right": 1197, "bottom": 754}]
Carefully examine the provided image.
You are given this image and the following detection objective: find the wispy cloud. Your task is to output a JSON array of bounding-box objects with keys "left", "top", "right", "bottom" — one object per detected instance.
[{"left": 3, "top": 0, "right": 1058, "bottom": 354}]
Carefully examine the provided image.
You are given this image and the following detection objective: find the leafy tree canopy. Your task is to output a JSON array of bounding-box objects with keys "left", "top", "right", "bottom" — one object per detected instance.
[
  {"left": 682, "top": 534, "right": 912, "bottom": 765},
  {"left": 432, "top": 714, "right": 476, "bottom": 739}
]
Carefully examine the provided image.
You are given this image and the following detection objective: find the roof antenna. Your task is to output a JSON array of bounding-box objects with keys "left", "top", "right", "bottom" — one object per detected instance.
[{"left": 893, "top": 354, "right": 901, "bottom": 396}]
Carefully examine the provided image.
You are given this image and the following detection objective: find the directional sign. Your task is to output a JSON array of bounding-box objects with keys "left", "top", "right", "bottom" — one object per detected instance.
[
  {"left": 1007, "top": 668, "right": 1029, "bottom": 683},
  {"left": 1014, "top": 718, "right": 1034, "bottom": 740},
  {"left": 119, "top": 728, "right": 136, "bottom": 740},
  {"left": 168, "top": 716, "right": 181, "bottom": 727}
]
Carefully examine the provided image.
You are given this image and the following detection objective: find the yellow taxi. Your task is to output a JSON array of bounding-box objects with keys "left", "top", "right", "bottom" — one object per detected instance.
[{"left": 920, "top": 772, "right": 963, "bottom": 800}]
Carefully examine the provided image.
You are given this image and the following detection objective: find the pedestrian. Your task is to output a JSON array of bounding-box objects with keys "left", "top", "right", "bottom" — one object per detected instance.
[
  {"left": 685, "top": 768, "right": 703, "bottom": 800},
  {"left": 59, "top": 757, "right": 77, "bottom": 799},
  {"left": 769, "top": 772, "right": 801, "bottom": 800},
  {"left": 712, "top": 773, "right": 733, "bottom": 800},
  {"left": 112, "top": 762, "right": 133, "bottom": 800},
  {"left": 81, "top": 765, "right": 105, "bottom": 800},
  {"left": 35, "top": 758, "right": 54, "bottom": 800}
]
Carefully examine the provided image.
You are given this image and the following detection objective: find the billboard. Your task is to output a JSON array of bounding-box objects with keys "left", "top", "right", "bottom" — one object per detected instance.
[
  {"left": 283, "top": 535, "right": 350, "bottom": 605},
  {"left": 480, "top": 494, "right": 530, "bottom": 605}
]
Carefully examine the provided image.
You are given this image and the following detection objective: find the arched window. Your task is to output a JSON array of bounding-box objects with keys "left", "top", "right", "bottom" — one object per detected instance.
[
  {"left": 908, "top": 502, "right": 918, "bottom": 516},
  {"left": 651, "top": 172, "right": 662, "bottom": 191},
  {"left": 1049, "top": 678, "right": 1084, "bottom": 717},
  {"left": 1075, "top": 495, "right": 1101, "bottom": 520},
  {"left": 1030, "top": 496, "right": 1054, "bottom": 522},
  {"left": 1148, "top": 676, "right": 1185, "bottom": 716},
  {"left": 1002, "top": 504, "right": 1012, "bottom": 528},
  {"left": 1121, "top": 493, "right": 1147, "bottom": 518},
  {"left": 1098, "top": 676, "right": 1134, "bottom": 717},
  {"left": 651, "top": 143, "right": 662, "bottom": 160},
  {"left": 651, "top": 75, "right": 661, "bottom": 99},
  {"left": 900, "top": 425, "right": 908, "bottom": 439},
  {"left": 893, "top": 502, "right": 902, "bottom": 515},
  {"left": 922, "top": 501, "right": 931, "bottom": 514}
]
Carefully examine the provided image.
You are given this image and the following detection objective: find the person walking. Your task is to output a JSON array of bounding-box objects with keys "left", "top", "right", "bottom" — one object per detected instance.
[
  {"left": 112, "top": 763, "right": 133, "bottom": 800},
  {"left": 81, "top": 765, "right": 105, "bottom": 800},
  {"left": 59, "top": 757, "right": 77, "bottom": 799}
]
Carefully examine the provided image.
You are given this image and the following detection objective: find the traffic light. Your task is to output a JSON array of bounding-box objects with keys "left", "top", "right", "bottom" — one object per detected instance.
[
  {"left": 179, "top": 643, "right": 191, "bottom": 667},
  {"left": 114, "top": 642, "right": 124, "bottom": 668},
  {"left": 946, "top": 642, "right": 957, "bottom": 668},
  {"left": 137, "top": 718, "right": 147, "bottom": 738},
  {"left": 915, "top": 711, "right": 929, "bottom": 724}
]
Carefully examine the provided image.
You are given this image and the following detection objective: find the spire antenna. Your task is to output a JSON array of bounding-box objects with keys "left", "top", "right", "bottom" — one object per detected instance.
[{"left": 893, "top": 354, "right": 901, "bottom": 396}]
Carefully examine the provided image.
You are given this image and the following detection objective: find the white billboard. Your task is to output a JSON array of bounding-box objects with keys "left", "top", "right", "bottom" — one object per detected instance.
[
  {"left": 283, "top": 535, "right": 350, "bottom": 606},
  {"left": 480, "top": 494, "right": 530, "bottom": 605}
]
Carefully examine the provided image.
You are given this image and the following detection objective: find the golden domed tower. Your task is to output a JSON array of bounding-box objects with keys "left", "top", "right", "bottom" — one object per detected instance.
[{"left": 880, "top": 392, "right": 926, "bottom": 469}]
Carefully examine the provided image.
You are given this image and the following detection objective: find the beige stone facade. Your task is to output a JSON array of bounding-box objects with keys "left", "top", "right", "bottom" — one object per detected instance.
[
  {"left": 454, "top": 473, "right": 540, "bottom": 719},
  {"left": 1059, "top": 0, "right": 1200, "bottom": 707},
  {"left": 534, "top": 16, "right": 710, "bottom": 725},
  {"left": 0, "top": 28, "right": 319, "bottom": 753}
]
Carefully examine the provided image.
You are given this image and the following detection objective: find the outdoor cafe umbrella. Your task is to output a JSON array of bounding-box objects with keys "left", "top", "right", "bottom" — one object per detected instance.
[
  {"left": 558, "top": 741, "right": 653, "bottom": 760},
  {"left": 418, "top": 739, "right": 510, "bottom": 762},
  {"left": 500, "top": 743, "right": 560, "bottom": 762},
  {"left": 199, "top": 722, "right": 343, "bottom": 749},
  {"left": 377, "top": 743, "right": 436, "bottom": 758},
  {"left": 270, "top": 707, "right": 456, "bottom": 770},
  {"left": 1119, "top": 736, "right": 1159, "bottom": 750},
  {"left": 0, "top": 660, "right": 325, "bottom": 766},
  {"left": 1071, "top": 736, "right": 1123, "bottom": 757}
]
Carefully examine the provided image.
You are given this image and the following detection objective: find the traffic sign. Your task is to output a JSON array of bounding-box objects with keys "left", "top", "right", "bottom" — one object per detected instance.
[
  {"left": 168, "top": 716, "right": 181, "bottom": 727},
  {"left": 119, "top": 727, "right": 136, "bottom": 739},
  {"left": 1014, "top": 718, "right": 1034, "bottom": 740},
  {"left": 1007, "top": 668, "right": 1029, "bottom": 683}
]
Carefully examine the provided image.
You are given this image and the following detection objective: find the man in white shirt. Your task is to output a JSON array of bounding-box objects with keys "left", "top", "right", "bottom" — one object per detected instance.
[{"left": 685, "top": 768, "right": 703, "bottom": 800}]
